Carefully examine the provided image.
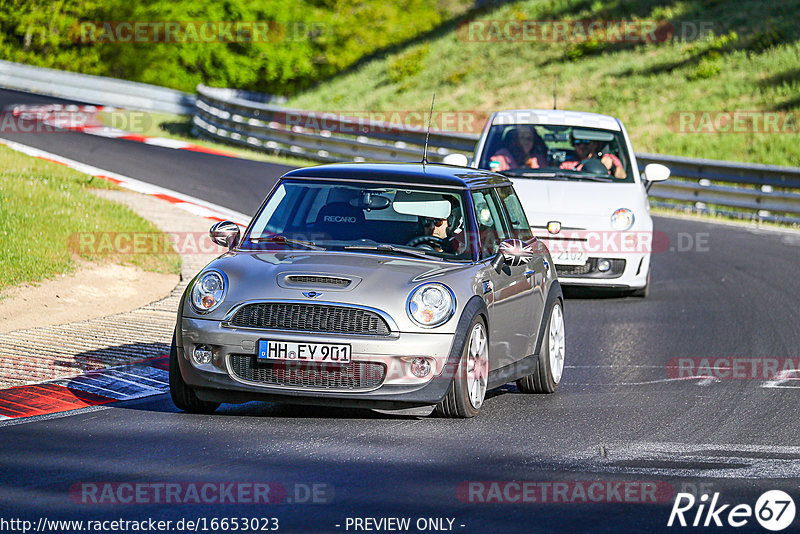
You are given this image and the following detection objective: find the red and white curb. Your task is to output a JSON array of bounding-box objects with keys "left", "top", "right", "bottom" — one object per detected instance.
[
  {"left": 82, "top": 126, "right": 241, "bottom": 157},
  {"left": 0, "top": 137, "right": 250, "bottom": 226},
  {"left": 9, "top": 103, "right": 240, "bottom": 158},
  {"left": 0, "top": 113, "right": 251, "bottom": 422},
  {"left": 0, "top": 356, "right": 169, "bottom": 421}
]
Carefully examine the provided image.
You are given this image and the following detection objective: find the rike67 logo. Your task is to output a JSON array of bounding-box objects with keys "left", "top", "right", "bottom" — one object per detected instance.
[{"left": 668, "top": 490, "right": 796, "bottom": 531}]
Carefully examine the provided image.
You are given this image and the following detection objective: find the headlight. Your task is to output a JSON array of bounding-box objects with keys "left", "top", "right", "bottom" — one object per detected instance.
[
  {"left": 406, "top": 283, "right": 455, "bottom": 327},
  {"left": 191, "top": 270, "right": 227, "bottom": 313},
  {"left": 610, "top": 208, "right": 635, "bottom": 231}
]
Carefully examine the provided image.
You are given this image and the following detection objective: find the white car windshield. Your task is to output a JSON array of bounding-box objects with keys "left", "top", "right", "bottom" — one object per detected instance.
[{"left": 478, "top": 124, "right": 634, "bottom": 183}]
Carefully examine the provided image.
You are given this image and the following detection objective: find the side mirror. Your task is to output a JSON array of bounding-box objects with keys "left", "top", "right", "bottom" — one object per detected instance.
[
  {"left": 490, "top": 238, "right": 536, "bottom": 272},
  {"left": 442, "top": 153, "right": 469, "bottom": 167},
  {"left": 642, "top": 163, "right": 670, "bottom": 183},
  {"left": 210, "top": 220, "right": 240, "bottom": 249}
]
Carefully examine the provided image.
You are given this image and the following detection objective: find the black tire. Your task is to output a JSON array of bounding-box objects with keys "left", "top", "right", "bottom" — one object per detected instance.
[
  {"left": 435, "top": 315, "right": 488, "bottom": 418},
  {"left": 631, "top": 270, "right": 651, "bottom": 298},
  {"left": 516, "top": 299, "right": 564, "bottom": 394},
  {"left": 169, "top": 331, "right": 220, "bottom": 414}
]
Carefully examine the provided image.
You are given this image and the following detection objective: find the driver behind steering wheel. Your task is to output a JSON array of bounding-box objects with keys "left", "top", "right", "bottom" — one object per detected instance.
[
  {"left": 560, "top": 136, "right": 627, "bottom": 179},
  {"left": 410, "top": 199, "right": 465, "bottom": 254}
]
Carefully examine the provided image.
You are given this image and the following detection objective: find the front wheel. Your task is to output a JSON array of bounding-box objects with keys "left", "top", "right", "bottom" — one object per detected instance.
[
  {"left": 169, "top": 331, "right": 220, "bottom": 414},
  {"left": 436, "top": 315, "right": 489, "bottom": 418},
  {"left": 516, "top": 299, "right": 565, "bottom": 394}
]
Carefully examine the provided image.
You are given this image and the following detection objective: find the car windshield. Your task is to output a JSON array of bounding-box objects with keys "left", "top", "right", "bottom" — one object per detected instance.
[
  {"left": 477, "top": 124, "right": 634, "bottom": 183},
  {"left": 241, "top": 179, "right": 474, "bottom": 261}
]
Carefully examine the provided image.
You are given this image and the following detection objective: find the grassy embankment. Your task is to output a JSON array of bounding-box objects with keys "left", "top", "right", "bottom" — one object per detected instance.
[
  {"left": 0, "top": 145, "right": 180, "bottom": 293},
  {"left": 286, "top": 0, "right": 800, "bottom": 167}
]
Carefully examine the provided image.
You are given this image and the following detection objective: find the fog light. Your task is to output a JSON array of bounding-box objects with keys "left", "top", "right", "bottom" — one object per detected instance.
[
  {"left": 410, "top": 357, "right": 431, "bottom": 378},
  {"left": 193, "top": 345, "right": 213, "bottom": 365},
  {"left": 597, "top": 259, "right": 612, "bottom": 272}
]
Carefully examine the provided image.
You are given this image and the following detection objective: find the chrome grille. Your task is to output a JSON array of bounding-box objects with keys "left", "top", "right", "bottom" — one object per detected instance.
[
  {"left": 555, "top": 259, "right": 626, "bottom": 278},
  {"left": 556, "top": 261, "right": 592, "bottom": 276},
  {"left": 227, "top": 303, "right": 391, "bottom": 335},
  {"left": 229, "top": 355, "right": 385, "bottom": 390},
  {"left": 285, "top": 275, "right": 351, "bottom": 287}
]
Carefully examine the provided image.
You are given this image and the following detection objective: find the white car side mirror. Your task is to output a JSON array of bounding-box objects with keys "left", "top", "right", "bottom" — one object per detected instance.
[
  {"left": 442, "top": 153, "right": 469, "bottom": 167},
  {"left": 642, "top": 163, "right": 670, "bottom": 182}
]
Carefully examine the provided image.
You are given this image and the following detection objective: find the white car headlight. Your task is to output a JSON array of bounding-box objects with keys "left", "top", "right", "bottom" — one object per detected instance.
[
  {"left": 610, "top": 208, "right": 635, "bottom": 231},
  {"left": 191, "top": 270, "right": 227, "bottom": 313},
  {"left": 406, "top": 283, "right": 455, "bottom": 327}
]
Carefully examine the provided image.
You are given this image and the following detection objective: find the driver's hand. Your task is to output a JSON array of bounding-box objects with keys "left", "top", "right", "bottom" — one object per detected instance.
[
  {"left": 601, "top": 154, "right": 627, "bottom": 179},
  {"left": 490, "top": 157, "right": 510, "bottom": 171}
]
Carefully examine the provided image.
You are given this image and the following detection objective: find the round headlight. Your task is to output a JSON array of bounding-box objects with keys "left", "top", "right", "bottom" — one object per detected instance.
[
  {"left": 407, "top": 283, "right": 455, "bottom": 327},
  {"left": 191, "top": 270, "right": 227, "bottom": 313},
  {"left": 610, "top": 208, "right": 635, "bottom": 231}
]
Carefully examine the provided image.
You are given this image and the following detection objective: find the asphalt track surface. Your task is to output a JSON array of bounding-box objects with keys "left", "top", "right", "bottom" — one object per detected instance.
[{"left": 2, "top": 88, "right": 800, "bottom": 533}]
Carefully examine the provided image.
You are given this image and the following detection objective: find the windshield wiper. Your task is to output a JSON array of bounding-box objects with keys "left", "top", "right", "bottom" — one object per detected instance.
[
  {"left": 518, "top": 171, "right": 570, "bottom": 180},
  {"left": 251, "top": 234, "right": 325, "bottom": 250},
  {"left": 572, "top": 174, "right": 613, "bottom": 182},
  {"left": 344, "top": 243, "right": 437, "bottom": 260},
  {"left": 501, "top": 169, "right": 569, "bottom": 180},
  {"left": 505, "top": 169, "right": 613, "bottom": 182}
]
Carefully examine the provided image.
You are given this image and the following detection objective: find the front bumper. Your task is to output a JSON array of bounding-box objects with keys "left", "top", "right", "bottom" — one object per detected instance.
[
  {"left": 178, "top": 318, "right": 458, "bottom": 407},
  {"left": 554, "top": 253, "right": 650, "bottom": 289}
]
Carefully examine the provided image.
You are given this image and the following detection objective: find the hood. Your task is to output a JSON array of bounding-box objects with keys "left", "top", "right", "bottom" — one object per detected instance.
[
  {"left": 509, "top": 178, "right": 650, "bottom": 229},
  {"left": 183, "top": 250, "right": 477, "bottom": 332}
]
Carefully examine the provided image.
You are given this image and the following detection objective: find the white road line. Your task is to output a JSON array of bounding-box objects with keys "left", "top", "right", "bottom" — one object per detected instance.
[
  {"left": 566, "top": 376, "right": 719, "bottom": 386},
  {"left": 565, "top": 365, "right": 669, "bottom": 368},
  {"left": 573, "top": 441, "right": 800, "bottom": 479},
  {"left": 762, "top": 369, "right": 800, "bottom": 388},
  {"left": 143, "top": 137, "right": 193, "bottom": 149}
]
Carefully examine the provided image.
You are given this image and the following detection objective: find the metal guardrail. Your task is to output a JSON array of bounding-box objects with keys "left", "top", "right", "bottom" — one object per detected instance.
[
  {"left": 193, "top": 85, "right": 800, "bottom": 224},
  {"left": 0, "top": 59, "right": 797, "bottom": 224},
  {"left": 0, "top": 60, "right": 195, "bottom": 115},
  {"left": 192, "top": 85, "right": 475, "bottom": 162}
]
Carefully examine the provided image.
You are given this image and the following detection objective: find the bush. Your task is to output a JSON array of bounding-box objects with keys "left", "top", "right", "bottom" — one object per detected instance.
[
  {"left": 686, "top": 55, "right": 722, "bottom": 80},
  {"left": 565, "top": 39, "right": 604, "bottom": 61},
  {"left": 387, "top": 45, "right": 429, "bottom": 84},
  {"left": 0, "top": 0, "right": 463, "bottom": 96}
]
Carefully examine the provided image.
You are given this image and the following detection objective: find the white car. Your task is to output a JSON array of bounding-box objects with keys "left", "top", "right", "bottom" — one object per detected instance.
[{"left": 445, "top": 110, "right": 669, "bottom": 297}]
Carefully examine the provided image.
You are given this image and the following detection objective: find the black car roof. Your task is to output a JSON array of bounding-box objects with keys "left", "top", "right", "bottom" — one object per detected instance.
[{"left": 281, "top": 162, "right": 511, "bottom": 189}]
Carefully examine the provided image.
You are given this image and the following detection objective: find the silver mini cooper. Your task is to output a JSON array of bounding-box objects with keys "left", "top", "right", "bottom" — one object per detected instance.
[{"left": 170, "top": 163, "right": 565, "bottom": 417}]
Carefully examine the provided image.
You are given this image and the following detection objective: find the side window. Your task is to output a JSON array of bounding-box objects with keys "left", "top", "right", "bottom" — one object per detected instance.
[
  {"left": 496, "top": 186, "right": 532, "bottom": 240},
  {"left": 471, "top": 189, "right": 511, "bottom": 259}
]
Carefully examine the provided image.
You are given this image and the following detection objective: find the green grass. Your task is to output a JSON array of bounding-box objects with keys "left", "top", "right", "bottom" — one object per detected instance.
[
  {"left": 0, "top": 145, "right": 180, "bottom": 292},
  {"left": 98, "top": 110, "right": 319, "bottom": 167},
  {"left": 285, "top": 0, "right": 800, "bottom": 167}
]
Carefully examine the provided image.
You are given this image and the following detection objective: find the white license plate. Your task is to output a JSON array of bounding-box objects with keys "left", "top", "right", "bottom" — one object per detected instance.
[
  {"left": 553, "top": 251, "right": 587, "bottom": 266},
  {"left": 257, "top": 340, "right": 351, "bottom": 363}
]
